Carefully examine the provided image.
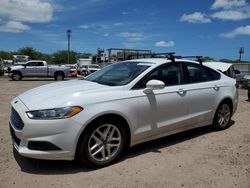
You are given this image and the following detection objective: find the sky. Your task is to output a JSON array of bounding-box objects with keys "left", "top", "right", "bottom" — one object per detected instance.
[{"left": 0, "top": 0, "right": 250, "bottom": 60}]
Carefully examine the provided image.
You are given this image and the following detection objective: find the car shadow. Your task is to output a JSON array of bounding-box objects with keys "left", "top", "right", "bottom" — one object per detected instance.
[
  {"left": 123, "top": 120, "right": 234, "bottom": 159},
  {"left": 14, "top": 121, "right": 235, "bottom": 175}
]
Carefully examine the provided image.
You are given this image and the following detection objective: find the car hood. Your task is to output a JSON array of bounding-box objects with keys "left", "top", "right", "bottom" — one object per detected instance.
[
  {"left": 17, "top": 79, "right": 120, "bottom": 110},
  {"left": 10, "top": 65, "right": 24, "bottom": 70}
]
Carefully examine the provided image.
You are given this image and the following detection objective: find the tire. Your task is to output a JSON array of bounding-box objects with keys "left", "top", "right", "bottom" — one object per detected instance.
[
  {"left": 77, "top": 118, "right": 127, "bottom": 168},
  {"left": 213, "top": 102, "right": 232, "bottom": 130},
  {"left": 0, "top": 69, "right": 3, "bottom": 76},
  {"left": 54, "top": 72, "right": 64, "bottom": 81},
  {"left": 248, "top": 91, "right": 250, "bottom": 101},
  {"left": 11, "top": 72, "right": 22, "bottom": 81}
]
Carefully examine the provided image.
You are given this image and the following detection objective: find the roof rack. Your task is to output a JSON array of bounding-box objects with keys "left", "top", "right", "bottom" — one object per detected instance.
[
  {"left": 128, "top": 52, "right": 203, "bottom": 64},
  {"left": 175, "top": 56, "right": 203, "bottom": 65}
]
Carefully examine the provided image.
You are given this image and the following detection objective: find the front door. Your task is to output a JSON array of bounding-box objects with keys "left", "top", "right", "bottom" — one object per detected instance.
[{"left": 131, "top": 63, "right": 189, "bottom": 142}]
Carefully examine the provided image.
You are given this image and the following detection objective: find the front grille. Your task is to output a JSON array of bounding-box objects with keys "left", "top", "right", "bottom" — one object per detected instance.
[{"left": 10, "top": 107, "right": 24, "bottom": 130}]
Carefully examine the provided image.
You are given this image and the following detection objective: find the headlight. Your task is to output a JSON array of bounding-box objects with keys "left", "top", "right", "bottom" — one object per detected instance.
[{"left": 26, "top": 106, "right": 83, "bottom": 120}]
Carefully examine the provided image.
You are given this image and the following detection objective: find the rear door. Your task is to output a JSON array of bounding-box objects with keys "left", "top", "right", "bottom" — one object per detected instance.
[
  {"left": 181, "top": 62, "right": 221, "bottom": 125},
  {"left": 35, "top": 61, "right": 47, "bottom": 77}
]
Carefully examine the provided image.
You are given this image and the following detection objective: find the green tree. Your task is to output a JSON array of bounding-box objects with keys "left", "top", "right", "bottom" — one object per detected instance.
[
  {"left": 17, "top": 47, "right": 45, "bottom": 60},
  {"left": 52, "top": 50, "right": 78, "bottom": 64},
  {"left": 202, "top": 56, "right": 215, "bottom": 62},
  {"left": 0, "top": 51, "right": 13, "bottom": 60}
]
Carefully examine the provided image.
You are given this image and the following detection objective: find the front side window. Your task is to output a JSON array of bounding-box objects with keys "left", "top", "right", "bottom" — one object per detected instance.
[
  {"left": 133, "top": 63, "right": 182, "bottom": 89},
  {"left": 85, "top": 61, "right": 151, "bottom": 86},
  {"left": 186, "top": 63, "right": 220, "bottom": 83}
]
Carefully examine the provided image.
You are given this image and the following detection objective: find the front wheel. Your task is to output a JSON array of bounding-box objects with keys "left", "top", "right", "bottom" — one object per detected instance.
[
  {"left": 77, "top": 119, "right": 127, "bottom": 168},
  {"left": 11, "top": 72, "right": 22, "bottom": 81},
  {"left": 213, "top": 102, "right": 231, "bottom": 130}
]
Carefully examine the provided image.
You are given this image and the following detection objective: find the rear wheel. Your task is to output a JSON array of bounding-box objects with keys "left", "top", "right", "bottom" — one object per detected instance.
[
  {"left": 54, "top": 72, "right": 64, "bottom": 80},
  {"left": 213, "top": 102, "right": 231, "bottom": 130},
  {"left": 77, "top": 119, "right": 127, "bottom": 168},
  {"left": 11, "top": 72, "right": 22, "bottom": 81}
]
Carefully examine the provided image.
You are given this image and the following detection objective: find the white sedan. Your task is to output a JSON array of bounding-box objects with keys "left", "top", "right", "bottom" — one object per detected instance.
[{"left": 9, "top": 58, "right": 238, "bottom": 168}]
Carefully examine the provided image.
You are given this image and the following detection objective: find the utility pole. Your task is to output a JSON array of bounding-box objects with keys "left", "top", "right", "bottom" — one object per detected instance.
[
  {"left": 239, "top": 47, "right": 244, "bottom": 62},
  {"left": 67, "top": 29, "right": 71, "bottom": 64}
]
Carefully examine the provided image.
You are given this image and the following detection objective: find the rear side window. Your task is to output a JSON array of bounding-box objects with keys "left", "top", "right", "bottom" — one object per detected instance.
[
  {"left": 37, "top": 62, "right": 44, "bottom": 66},
  {"left": 186, "top": 63, "right": 220, "bottom": 83}
]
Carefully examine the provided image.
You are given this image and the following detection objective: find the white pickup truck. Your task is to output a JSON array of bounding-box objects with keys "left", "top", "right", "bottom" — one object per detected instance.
[{"left": 8, "top": 60, "right": 71, "bottom": 81}]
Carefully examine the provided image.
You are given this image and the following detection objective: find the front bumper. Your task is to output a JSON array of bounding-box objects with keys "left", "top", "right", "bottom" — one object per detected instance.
[{"left": 9, "top": 97, "right": 84, "bottom": 160}]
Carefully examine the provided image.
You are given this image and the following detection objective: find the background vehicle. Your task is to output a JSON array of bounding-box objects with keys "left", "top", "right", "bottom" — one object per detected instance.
[
  {"left": 241, "top": 74, "right": 250, "bottom": 89},
  {"left": 76, "top": 58, "right": 92, "bottom": 74},
  {"left": 8, "top": 60, "right": 70, "bottom": 81},
  {"left": 64, "top": 64, "right": 77, "bottom": 77},
  {"left": 13, "top": 55, "right": 29, "bottom": 65},
  {"left": 80, "top": 64, "right": 101, "bottom": 76},
  {"left": 9, "top": 56, "right": 238, "bottom": 168},
  {"left": 0, "top": 58, "right": 4, "bottom": 76},
  {"left": 203, "top": 62, "right": 235, "bottom": 78}
]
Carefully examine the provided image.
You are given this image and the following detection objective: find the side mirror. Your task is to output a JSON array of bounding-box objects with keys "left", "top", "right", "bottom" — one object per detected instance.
[{"left": 143, "top": 79, "right": 165, "bottom": 94}]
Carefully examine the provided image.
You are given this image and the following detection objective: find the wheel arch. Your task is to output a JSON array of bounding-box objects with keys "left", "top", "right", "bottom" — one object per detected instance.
[
  {"left": 218, "top": 97, "right": 233, "bottom": 114},
  {"left": 75, "top": 113, "right": 131, "bottom": 158}
]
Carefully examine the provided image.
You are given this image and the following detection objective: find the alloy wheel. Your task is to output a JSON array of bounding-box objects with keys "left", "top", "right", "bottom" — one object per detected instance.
[
  {"left": 88, "top": 124, "right": 121, "bottom": 162},
  {"left": 217, "top": 103, "right": 231, "bottom": 128}
]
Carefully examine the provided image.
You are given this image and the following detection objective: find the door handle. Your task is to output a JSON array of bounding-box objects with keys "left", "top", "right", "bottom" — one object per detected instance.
[
  {"left": 213, "top": 85, "right": 220, "bottom": 91},
  {"left": 177, "top": 89, "right": 186, "bottom": 95}
]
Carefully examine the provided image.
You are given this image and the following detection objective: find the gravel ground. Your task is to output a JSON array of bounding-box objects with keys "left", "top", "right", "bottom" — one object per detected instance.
[{"left": 0, "top": 76, "right": 250, "bottom": 188}]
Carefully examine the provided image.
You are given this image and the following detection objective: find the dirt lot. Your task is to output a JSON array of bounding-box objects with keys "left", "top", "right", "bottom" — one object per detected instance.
[{"left": 0, "top": 76, "right": 249, "bottom": 188}]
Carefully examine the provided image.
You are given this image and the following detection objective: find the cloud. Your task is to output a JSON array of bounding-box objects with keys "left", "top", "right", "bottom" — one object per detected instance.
[
  {"left": 0, "top": 0, "right": 53, "bottom": 23},
  {"left": 180, "top": 12, "right": 211, "bottom": 23},
  {"left": 119, "top": 32, "right": 142, "bottom": 38},
  {"left": 212, "top": 10, "right": 250, "bottom": 20},
  {"left": 80, "top": 25, "right": 90, "bottom": 29},
  {"left": 113, "top": 22, "right": 123, "bottom": 26},
  {"left": 0, "top": 21, "right": 30, "bottom": 32},
  {"left": 79, "top": 25, "right": 93, "bottom": 29},
  {"left": 121, "top": 11, "right": 128, "bottom": 15},
  {"left": 103, "top": 33, "right": 109, "bottom": 37},
  {"left": 211, "top": 0, "right": 246, "bottom": 10},
  {"left": 0, "top": 0, "right": 54, "bottom": 33},
  {"left": 220, "top": 25, "right": 250, "bottom": 38},
  {"left": 155, "top": 41, "right": 175, "bottom": 47},
  {"left": 118, "top": 32, "right": 144, "bottom": 41}
]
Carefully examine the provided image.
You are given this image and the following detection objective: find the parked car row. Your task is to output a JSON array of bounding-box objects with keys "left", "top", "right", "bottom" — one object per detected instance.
[{"left": 5, "top": 60, "right": 102, "bottom": 80}]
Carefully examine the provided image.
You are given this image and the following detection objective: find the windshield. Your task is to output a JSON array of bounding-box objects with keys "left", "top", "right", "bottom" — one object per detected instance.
[{"left": 85, "top": 61, "right": 151, "bottom": 86}]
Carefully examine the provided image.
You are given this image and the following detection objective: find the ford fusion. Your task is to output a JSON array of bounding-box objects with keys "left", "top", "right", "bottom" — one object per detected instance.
[{"left": 9, "top": 58, "right": 238, "bottom": 167}]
